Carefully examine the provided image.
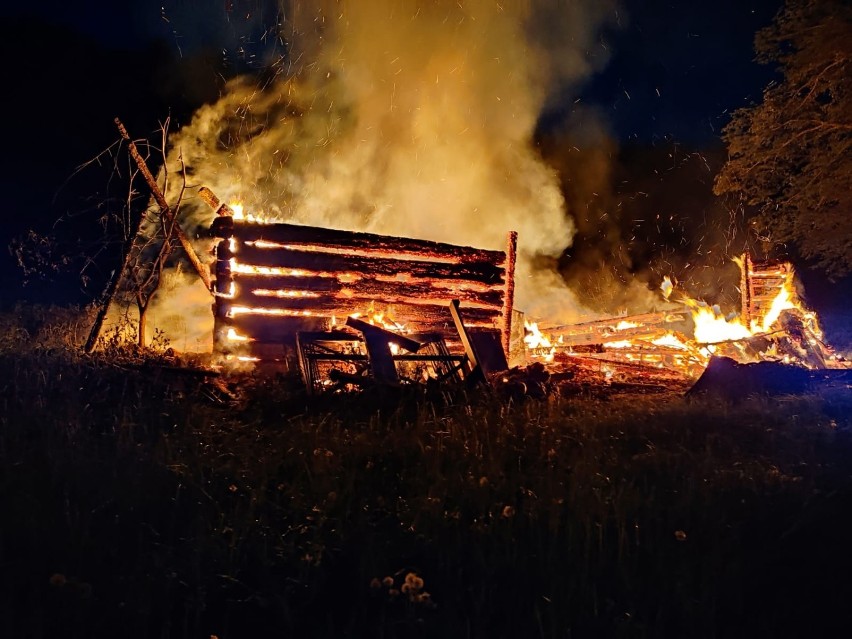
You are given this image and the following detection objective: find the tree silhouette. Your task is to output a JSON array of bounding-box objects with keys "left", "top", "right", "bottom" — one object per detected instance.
[{"left": 714, "top": 0, "right": 851, "bottom": 279}]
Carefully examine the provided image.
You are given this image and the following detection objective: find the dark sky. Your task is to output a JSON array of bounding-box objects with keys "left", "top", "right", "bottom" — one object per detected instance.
[{"left": 0, "top": 0, "right": 783, "bottom": 306}]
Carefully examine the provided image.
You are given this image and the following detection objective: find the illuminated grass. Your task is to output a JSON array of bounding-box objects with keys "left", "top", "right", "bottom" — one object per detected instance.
[{"left": 1, "top": 306, "right": 850, "bottom": 638}]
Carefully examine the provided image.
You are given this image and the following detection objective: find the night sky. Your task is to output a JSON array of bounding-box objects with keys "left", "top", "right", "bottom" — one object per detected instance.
[{"left": 0, "top": 0, "right": 783, "bottom": 307}]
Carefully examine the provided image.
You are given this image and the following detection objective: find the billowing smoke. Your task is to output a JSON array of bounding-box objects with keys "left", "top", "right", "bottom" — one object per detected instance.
[{"left": 154, "top": 0, "right": 622, "bottom": 342}]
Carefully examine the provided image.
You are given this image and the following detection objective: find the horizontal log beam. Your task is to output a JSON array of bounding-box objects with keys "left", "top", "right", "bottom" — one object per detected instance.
[
  {"left": 211, "top": 217, "right": 505, "bottom": 264},
  {"left": 541, "top": 310, "right": 688, "bottom": 334},
  {"left": 219, "top": 315, "right": 330, "bottom": 344},
  {"left": 230, "top": 243, "right": 506, "bottom": 285},
  {"left": 229, "top": 276, "right": 505, "bottom": 309},
  {"left": 221, "top": 304, "right": 501, "bottom": 338}
]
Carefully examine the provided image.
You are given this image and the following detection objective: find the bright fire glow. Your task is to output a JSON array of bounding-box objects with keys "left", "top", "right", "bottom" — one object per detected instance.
[
  {"left": 228, "top": 306, "right": 314, "bottom": 317},
  {"left": 660, "top": 276, "right": 674, "bottom": 300},
  {"left": 651, "top": 332, "right": 689, "bottom": 350},
  {"left": 252, "top": 288, "right": 321, "bottom": 299},
  {"left": 614, "top": 320, "right": 639, "bottom": 331},
  {"left": 603, "top": 340, "right": 632, "bottom": 349},
  {"left": 689, "top": 303, "right": 752, "bottom": 344},
  {"left": 752, "top": 273, "right": 794, "bottom": 333},
  {"left": 349, "top": 304, "right": 407, "bottom": 333},
  {"left": 230, "top": 260, "right": 311, "bottom": 277},
  {"left": 226, "top": 328, "right": 252, "bottom": 342},
  {"left": 684, "top": 267, "right": 799, "bottom": 344},
  {"left": 524, "top": 320, "right": 555, "bottom": 362}
]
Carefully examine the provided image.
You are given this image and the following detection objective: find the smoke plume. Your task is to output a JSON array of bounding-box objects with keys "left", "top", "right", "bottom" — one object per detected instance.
[{"left": 155, "top": 0, "right": 622, "bottom": 343}]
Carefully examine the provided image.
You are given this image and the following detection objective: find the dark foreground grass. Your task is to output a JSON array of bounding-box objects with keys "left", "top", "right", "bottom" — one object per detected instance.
[{"left": 1, "top": 307, "right": 851, "bottom": 638}]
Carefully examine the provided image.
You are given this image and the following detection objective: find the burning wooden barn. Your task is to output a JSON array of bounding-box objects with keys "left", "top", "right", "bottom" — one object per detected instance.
[{"left": 200, "top": 188, "right": 518, "bottom": 386}]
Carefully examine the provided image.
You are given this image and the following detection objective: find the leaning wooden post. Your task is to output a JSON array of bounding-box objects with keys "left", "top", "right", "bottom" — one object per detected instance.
[
  {"left": 83, "top": 211, "right": 147, "bottom": 352},
  {"left": 501, "top": 231, "right": 518, "bottom": 358},
  {"left": 739, "top": 252, "right": 751, "bottom": 328},
  {"left": 115, "top": 118, "right": 212, "bottom": 292}
]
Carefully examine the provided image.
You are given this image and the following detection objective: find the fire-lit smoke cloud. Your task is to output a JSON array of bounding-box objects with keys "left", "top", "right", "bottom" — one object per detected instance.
[{"left": 160, "top": 0, "right": 621, "bottom": 329}]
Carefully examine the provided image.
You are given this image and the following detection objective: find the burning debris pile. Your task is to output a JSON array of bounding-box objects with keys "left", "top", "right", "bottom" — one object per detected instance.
[
  {"left": 85, "top": 3, "right": 847, "bottom": 398},
  {"left": 85, "top": 169, "right": 848, "bottom": 399},
  {"left": 518, "top": 253, "right": 848, "bottom": 394},
  {"left": 193, "top": 181, "right": 846, "bottom": 396}
]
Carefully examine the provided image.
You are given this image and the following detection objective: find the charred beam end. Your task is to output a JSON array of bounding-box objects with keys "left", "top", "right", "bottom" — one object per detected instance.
[
  {"left": 215, "top": 240, "right": 233, "bottom": 298},
  {"left": 198, "top": 186, "right": 238, "bottom": 217},
  {"left": 210, "top": 216, "right": 235, "bottom": 239}
]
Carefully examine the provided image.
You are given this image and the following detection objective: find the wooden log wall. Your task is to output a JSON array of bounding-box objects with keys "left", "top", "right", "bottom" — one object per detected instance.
[{"left": 210, "top": 216, "right": 516, "bottom": 357}]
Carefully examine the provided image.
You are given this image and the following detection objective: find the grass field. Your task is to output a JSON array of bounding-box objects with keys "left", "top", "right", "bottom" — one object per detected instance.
[{"left": 1, "top": 305, "right": 851, "bottom": 638}]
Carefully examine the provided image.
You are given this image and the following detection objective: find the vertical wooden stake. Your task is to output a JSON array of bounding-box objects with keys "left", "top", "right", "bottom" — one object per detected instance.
[
  {"left": 501, "top": 231, "right": 518, "bottom": 358},
  {"left": 740, "top": 252, "right": 752, "bottom": 328}
]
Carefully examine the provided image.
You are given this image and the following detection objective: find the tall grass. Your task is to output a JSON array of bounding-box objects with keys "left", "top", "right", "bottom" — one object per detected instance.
[{"left": 1, "top": 306, "right": 850, "bottom": 638}]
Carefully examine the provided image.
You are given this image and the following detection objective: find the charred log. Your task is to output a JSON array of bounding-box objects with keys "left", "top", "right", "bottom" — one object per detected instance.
[
  {"left": 229, "top": 244, "right": 506, "bottom": 285},
  {"left": 210, "top": 217, "right": 505, "bottom": 264},
  {"left": 222, "top": 300, "right": 502, "bottom": 327},
  {"left": 227, "top": 273, "right": 505, "bottom": 308}
]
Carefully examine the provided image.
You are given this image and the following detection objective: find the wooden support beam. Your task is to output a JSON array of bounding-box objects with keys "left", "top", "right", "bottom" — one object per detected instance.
[
  {"left": 501, "top": 230, "right": 517, "bottom": 358},
  {"left": 345, "top": 316, "right": 422, "bottom": 385},
  {"left": 449, "top": 300, "right": 479, "bottom": 381}
]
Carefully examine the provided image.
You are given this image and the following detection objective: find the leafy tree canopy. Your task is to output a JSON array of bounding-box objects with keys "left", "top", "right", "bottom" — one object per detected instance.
[{"left": 714, "top": 0, "right": 852, "bottom": 279}]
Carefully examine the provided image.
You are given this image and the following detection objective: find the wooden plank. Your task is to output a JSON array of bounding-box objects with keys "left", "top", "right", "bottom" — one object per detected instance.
[{"left": 449, "top": 300, "right": 477, "bottom": 379}]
